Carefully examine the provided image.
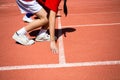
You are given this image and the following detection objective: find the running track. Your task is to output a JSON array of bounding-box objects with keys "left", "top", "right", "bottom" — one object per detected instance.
[{"left": 0, "top": 0, "right": 120, "bottom": 80}]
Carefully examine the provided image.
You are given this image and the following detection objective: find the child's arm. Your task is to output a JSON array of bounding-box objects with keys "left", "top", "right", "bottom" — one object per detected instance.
[{"left": 49, "top": 10, "right": 58, "bottom": 53}]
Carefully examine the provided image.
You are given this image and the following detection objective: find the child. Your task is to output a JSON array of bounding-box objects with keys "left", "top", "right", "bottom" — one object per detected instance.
[
  {"left": 33, "top": 0, "right": 67, "bottom": 53},
  {"left": 21, "top": 0, "right": 62, "bottom": 53},
  {"left": 13, "top": 0, "right": 58, "bottom": 53}
]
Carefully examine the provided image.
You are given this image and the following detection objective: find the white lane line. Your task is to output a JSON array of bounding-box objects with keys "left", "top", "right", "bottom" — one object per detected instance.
[
  {"left": 57, "top": 11, "right": 66, "bottom": 64},
  {"left": 0, "top": 4, "right": 17, "bottom": 8},
  {"left": 62, "top": 22, "right": 120, "bottom": 28},
  {"left": 0, "top": 60, "right": 120, "bottom": 71},
  {"left": 68, "top": 12, "right": 120, "bottom": 15},
  {"left": 0, "top": 3, "right": 17, "bottom": 7}
]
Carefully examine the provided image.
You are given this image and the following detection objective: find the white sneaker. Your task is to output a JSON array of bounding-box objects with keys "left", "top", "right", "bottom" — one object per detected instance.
[
  {"left": 35, "top": 33, "right": 50, "bottom": 42},
  {"left": 23, "top": 15, "right": 33, "bottom": 23},
  {"left": 12, "top": 32, "right": 35, "bottom": 45},
  {"left": 35, "top": 33, "right": 57, "bottom": 42}
]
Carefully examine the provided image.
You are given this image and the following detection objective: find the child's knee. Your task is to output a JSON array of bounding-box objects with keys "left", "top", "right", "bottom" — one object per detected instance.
[
  {"left": 41, "top": 16, "right": 48, "bottom": 25},
  {"left": 45, "top": 18, "right": 48, "bottom": 25},
  {"left": 36, "top": 10, "right": 48, "bottom": 24}
]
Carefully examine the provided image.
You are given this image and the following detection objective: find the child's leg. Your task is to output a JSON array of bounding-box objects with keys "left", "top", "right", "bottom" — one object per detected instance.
[
  {"left": 24, "top": 8, "right": 48, "bottom": 32},
  {"left": 13, "top": 8, "right": 48, "bottom": 45},
  {"left": 13, "top": 0, "right": 48, "bottom": 45}
]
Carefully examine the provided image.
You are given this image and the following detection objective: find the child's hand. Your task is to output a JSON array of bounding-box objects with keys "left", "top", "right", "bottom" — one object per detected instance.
[{"left": 50, "top": 41, "right": 58, "bottom": 54}]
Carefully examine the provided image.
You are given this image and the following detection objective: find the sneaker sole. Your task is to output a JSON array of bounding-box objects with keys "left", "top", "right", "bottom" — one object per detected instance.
[{"left": 35, "top": 38, "right": 50, "bottom": 42}]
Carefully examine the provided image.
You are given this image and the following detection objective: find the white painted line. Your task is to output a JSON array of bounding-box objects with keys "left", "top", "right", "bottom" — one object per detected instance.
[
  {"left": 62, "top": 22, "right": 120, "bottom": 28},
  {"left": 0, "top": 3, "right": 17, "bottom": 8},
  {"left": 0, "top": 60, "right": 120, "bottom": 71},
  {"left": 0, "top": 4, "right": 16, "bottom": 6},
  {"left": 57, "top": 11, "right": 66, "bottom": 64},
  {"left": 68, "top": 12, "right": 120, "bottom": 15}
]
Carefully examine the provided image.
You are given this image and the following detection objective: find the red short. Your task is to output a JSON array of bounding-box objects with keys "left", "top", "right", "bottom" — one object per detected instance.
[{"left": 37, "top": 0, "right": 61, "bottom": 13}]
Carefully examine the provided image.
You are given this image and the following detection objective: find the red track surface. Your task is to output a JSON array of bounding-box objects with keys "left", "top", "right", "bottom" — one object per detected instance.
[{"left": 0, "top": 0, "right": 120, "bottom": 80}]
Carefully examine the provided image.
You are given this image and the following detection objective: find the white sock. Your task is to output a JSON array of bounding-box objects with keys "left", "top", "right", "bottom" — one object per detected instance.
[
  {"left": 17, "top": 27, "right": 27, "bottom": 35},
  {"left": 38, "top": 29, "right": 47, "bottom": 35}
]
